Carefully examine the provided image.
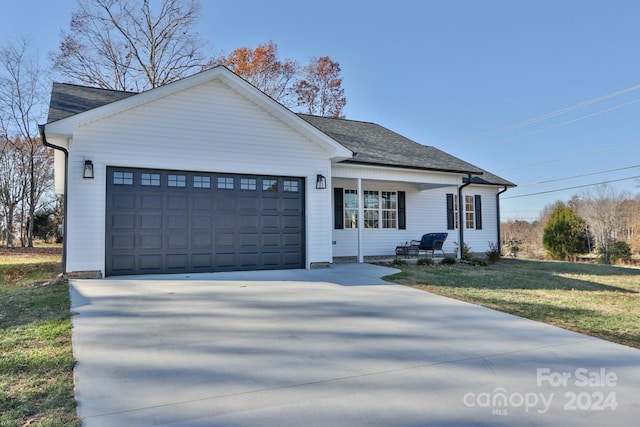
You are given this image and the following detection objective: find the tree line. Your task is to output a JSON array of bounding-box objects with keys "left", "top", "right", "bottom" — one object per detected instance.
[
  {"left": 1, "top": 0, "right": 347, "bottom": 248},
  {"left": 502, "top": 185, "right": 640, "bottom": 264}
]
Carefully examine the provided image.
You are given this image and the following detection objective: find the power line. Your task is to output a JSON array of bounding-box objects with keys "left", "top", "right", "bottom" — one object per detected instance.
[
  {"left": 499, "top": 140, "right": 640, "bottom": 172},
  {"left": 441, "top": 83, "right": 640, "bottom": 148},
  {"left": 502, "top": 176, "right": 640, "bottom": 199},
  {"left": 483, "top": 98, "right": 640, "bottom": 148},
  {"left": 519, "top": 165, "right": 640, "bottom": 186}
]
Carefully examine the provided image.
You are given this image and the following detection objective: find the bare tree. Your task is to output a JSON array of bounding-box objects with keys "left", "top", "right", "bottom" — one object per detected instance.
[
  {"left": 0, "top": 139, "right": 25, "bottom": 247},
  {"left": 295, "top": 56, "right": 346, "bottom": 118},
  {"left": 53, "top": 0, "right": 205, "bottom": 91},
  {"left": 578, "top": 184, "right": 631, "bottom": 263},
  {"left": 0, "top": 38, "right": 51, "bottom": 247}
]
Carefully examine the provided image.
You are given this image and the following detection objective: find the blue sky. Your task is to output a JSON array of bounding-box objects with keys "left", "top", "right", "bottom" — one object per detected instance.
[{"left": 4, "top": 0, "right": 640, "bottom": 220}]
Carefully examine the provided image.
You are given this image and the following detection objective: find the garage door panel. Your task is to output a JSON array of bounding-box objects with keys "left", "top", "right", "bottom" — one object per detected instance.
[
  {"left": 192, "top": 196, "right": 213, "bottom": 210},
  {"left": 111, "top": 234, "right": 134, "bottom": 250},
  {"left": 106, "top": 167, "right": 304, "bottom": 276},
  {"left": 262, "top": 253, "right": 281, "bottom": 266},
  {"left": 139, "top": 234, "right": 162, "bottom": 249},
  {"left": 167, "top": 195, "right": 189, "bottom": 210},
  {"left": 166, "top": 254, "right": 188, "bottom": 270},
  {"left": 191, "top": 214, "right": 212, "bottom": 229},
  {"left": 140, "top": 255, "right": 162, "bottom": 271},
  {"left": 216, "top": 214, "right": 237, "bottom": 229},
  {"left": 239, "top": 253, "right": 258, "bottom": 267},
  {"left": 139, "top": 214, "right": 162, "bottom": 229},
  {"left": 112, "top": 255, "right": 135, "bottom": 272},
  {"left": 112, "top": 214, "right": 135, "bottom": 229},
  {"left": 240, "top": 234, "right": 258, "bottom": 246},
  {"left": 238, "top": 196, "right": 258, "bottom": 210},
  {"left": 262, "top": 234, "right": 279, "bottom": 246},
  {"left": 215, "top": 253, "right": 236, "bottom": 268},
  {"left": 282, "top": 233, "right": 301, "bottom": 246},
  {"left": 282, "top": 252, "right": 302, "bottom": 266},
  {"left": 140, "top": 194, "right": 162, "bottom": 209},
  {"left": 191, "top": 233, "right": 212, "bottom": 249},
  {"left": 112, "top": 193, "right": 135, "bottom": 209},
  {"left": 167, "top": 233, "right": 188, "bottom": 249},
  {"left": 167, "top": 214, "right": 188, "bottom": 229}
]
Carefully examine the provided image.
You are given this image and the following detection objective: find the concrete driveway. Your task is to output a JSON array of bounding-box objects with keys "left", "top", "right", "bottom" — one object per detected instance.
[{"left": 70, "top": 264, "right": 640, "bottom": 426}]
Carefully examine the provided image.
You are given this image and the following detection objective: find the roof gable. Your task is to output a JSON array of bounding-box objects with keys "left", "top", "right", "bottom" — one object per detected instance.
[{"left": 44, "top": 66, "right": 352, "bottom": 160}]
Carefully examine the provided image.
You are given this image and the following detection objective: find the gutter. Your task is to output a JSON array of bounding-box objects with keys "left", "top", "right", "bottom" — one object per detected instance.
[
  {"left": 457, "top": 173, "right": 473, "bottom": 260},
  {"left": 39, "top": 124, "right": 68, "bottom": 273},
  {"left": 496, "top": 186, "right": 509, "bottom": 254}
]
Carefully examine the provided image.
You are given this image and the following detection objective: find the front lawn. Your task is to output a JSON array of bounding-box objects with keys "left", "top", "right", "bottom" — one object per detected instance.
[
  {"left": 384, "top": 259, "right": 640, "bottom": 349},
  {"left": 0, "top": 246, "right": 80, "bottom": 427}
]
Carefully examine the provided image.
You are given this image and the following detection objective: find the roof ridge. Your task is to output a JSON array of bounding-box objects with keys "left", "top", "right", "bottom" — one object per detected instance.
[
  {"left": 295, "top": 113, "right": 378, "bottom": 126},
  {"left": 52, "top": 81, "right": 138, "bottom": 95}
]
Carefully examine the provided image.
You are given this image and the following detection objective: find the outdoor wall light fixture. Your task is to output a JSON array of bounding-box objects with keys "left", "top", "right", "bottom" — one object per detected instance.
[
  {"left": 316, "top": 174, "right": 327, "bottom": 189},
  {"left": 83, "top": 160, "right": 94, "bottom": 179}
]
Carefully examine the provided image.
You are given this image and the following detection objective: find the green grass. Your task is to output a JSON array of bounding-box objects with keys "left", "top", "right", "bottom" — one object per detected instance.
[
  {"left": 384, "top": 259, "right": 640, "bottom": 349},
  {"left": 0, "top": 246, "right": 81, "bottom": 427}
]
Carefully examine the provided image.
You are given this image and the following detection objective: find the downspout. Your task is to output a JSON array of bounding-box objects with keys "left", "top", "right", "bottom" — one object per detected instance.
[
  {"left": 457, "top": 174, "right": 473, "bottom": 260},
  {"left": 496, "top": 186, "right": 508, "bottom": 254},
  {"left": 39, "top": 124, "right": 68, "bottom": 274}
]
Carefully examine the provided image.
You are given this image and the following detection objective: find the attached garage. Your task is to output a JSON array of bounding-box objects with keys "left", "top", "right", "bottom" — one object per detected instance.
[{"left": 106, "top": 167, "right": 305, "bottom": 276}]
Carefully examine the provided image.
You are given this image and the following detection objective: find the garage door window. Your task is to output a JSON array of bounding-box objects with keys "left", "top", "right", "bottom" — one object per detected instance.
[
  {"left": 113, "top": 171, "right": 133, "bottom": 185},
  {"left": 217, "top": 177, "right": 234, "bottom": 189},
  {"left": 240, "top": 178, "right": 257, "bottom": 190},
  {"left": 193, "top": 176, "right": 211, "bottom": 188},
  {"left": 263, "top": 179, "right": 278, "bottom": 191},
  {"left": 142, "top": 173, "right": 160, "bottom": 186},
  {"left": 284, "top": 180, "right": 299, "bottom": 192},
  {"left": 168, "top": 174, "right": 186, "bottom": 187}
]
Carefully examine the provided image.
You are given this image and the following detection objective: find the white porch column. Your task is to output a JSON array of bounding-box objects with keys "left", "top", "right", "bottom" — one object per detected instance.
[{"left": 357, "top": 177, "right": 364, "bottom": 263}]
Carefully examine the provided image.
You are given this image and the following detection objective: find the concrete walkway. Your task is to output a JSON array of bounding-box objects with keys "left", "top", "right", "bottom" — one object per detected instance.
[{"left": 70, "top": 264, "right": 640, "bottom": 426}]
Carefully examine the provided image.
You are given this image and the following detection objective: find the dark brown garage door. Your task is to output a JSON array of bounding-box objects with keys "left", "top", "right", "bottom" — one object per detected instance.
[{"left": 105, "top": 167, "right": 304, "bottom": 276}]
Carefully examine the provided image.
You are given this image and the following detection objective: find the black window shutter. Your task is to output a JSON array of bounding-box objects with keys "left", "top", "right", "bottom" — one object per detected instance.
[
  {"left": 334, "top": 188, "right": 344, "bottom": 229},
  {"left": 475, "top": 194, "right": 482, "bottom": 230},
  {"left": 446, "top": 193, "right": 455, "bottom": 230},
  {"left": 398, "top": 191, "right": 406, "bottom": 230}
]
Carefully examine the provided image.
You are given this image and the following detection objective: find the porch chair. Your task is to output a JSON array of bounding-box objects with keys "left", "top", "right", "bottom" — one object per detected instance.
[{"left": 410, "top": 233, "right": 448, "bottom": 258}]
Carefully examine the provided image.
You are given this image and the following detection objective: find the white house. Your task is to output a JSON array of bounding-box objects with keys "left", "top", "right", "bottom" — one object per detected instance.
[{"left": 41, "top": 66, "right": 515, "bottom": 277}]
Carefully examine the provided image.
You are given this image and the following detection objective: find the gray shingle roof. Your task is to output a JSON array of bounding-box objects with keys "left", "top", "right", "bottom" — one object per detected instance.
[
  {"left": 47, "top": 82, "right": 136, "bottom": 123},
  {"left": 298, "top": 114, "right": 515, "bottom": 186},
  {"left": 45, "top": 82, "right": 514, "bottom": 187}
]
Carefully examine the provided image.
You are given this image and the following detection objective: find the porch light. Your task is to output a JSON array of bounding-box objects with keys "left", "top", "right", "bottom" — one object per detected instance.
[
  {"left": 83, "top": 160, "right": 94, "bottom": 179},
  {"left": 316, "top": 174, "right": 327, "bottom": 189}
]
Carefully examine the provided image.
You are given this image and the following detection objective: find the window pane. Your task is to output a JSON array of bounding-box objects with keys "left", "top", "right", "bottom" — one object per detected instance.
[
  {"left": 383, "top": 210, "right": 397, "bottom": 229},
  {"left": 240, "top": 178, "right": 257, "bottom": 190},
  {"left": 141, "top": 173, "right": 160, "bottom": 186},
  {"left": 263, "top": 179, "right": 278, "bottom": 191},
  {"left": 168, "top": 174, "right": 186, "bottom": 187},
  {"left": 364, "top": 209, "right": 379, "bottom": 228},
  {"left": 382, "top": 192, "right": 397, "bottom": 209},
  {"left": 284, "top": 180, "right": 299, "bottom": 192},
  {"left": 113, "top": 171, "right": 133, "bottom": 185},
  {"left": 344, "top": 190, "right": 358, "bottom": 209},
  {"left": 217, "top": 177, "right": 234, "bottom": 189},
  {"left": 465, "top": 195, "right": 475, "bottom": 229},
  {"left": 344, "top": 209, "right": 358, "bottom": 229},
  {"left": 363, "top": 191, "right": 379, "bottom": 208},
  {"left": 193, "top": 176, "right": 211, "bottom": 188}
]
